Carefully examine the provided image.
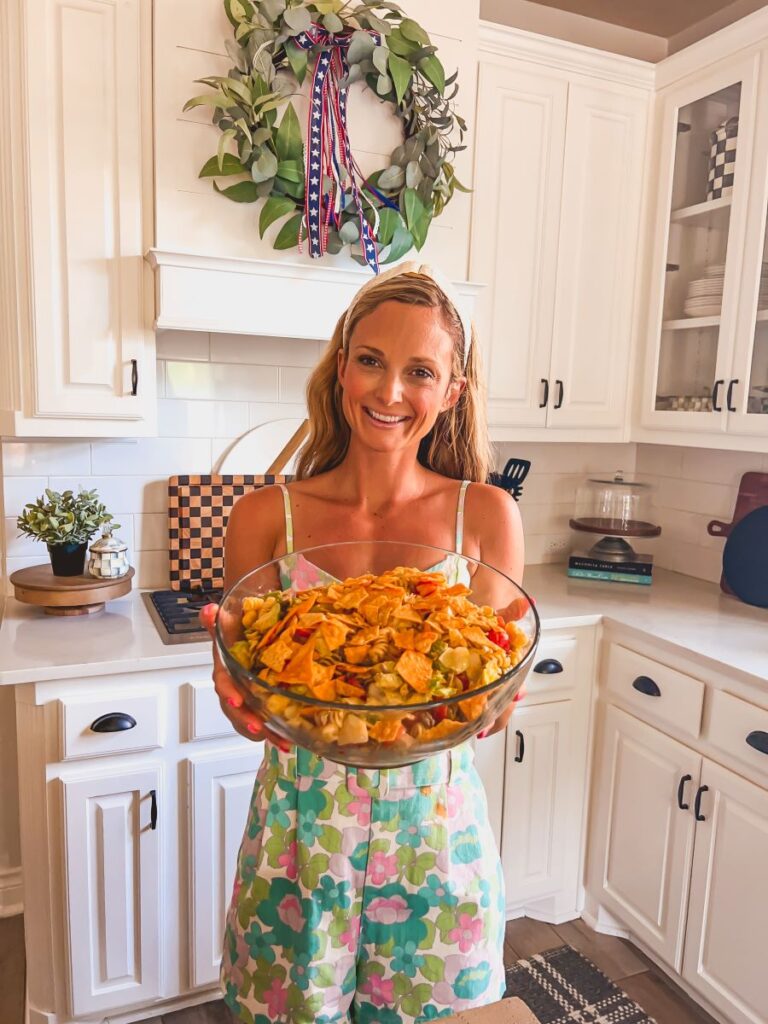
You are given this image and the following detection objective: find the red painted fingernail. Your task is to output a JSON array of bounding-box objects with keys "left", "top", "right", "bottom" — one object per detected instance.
[
  {"left": 277, "top": 740, "right": 291, "bottom": 753},
  {"left": 246, "top": 722, "right": 262, "bottom": 735},
  {"left": 477, "top": 729, "right": 488, "bottom": 739},
  {"left": 227, "top": 696, "right": 243, "bottom": 708}
]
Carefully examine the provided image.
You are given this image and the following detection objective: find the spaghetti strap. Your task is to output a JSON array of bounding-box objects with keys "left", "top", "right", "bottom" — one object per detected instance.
[
  {"left": 455, "top": 480, "right": 471, "bottom": 555},
  {"left": 277, "top": 483, "right": 294, "bottom": 554}
]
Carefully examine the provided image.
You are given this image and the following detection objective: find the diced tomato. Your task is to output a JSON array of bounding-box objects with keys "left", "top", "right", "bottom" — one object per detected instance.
[
  {"left": 294, "top": 627, "right": 312, "bottom": 641},
  {"left": 487, "top": 628, "right": 511, "bottom": 651},
  {"left": 433, "top": 704, "right": 448, "bottom": 722},
  {"left": 458, "top": 673, "right": 470, "bottom": 691}
]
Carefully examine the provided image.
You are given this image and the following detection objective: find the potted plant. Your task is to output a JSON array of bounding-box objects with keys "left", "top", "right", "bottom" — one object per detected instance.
[{"left": 16, "top": 488, "right": 119, "bottom": 577}]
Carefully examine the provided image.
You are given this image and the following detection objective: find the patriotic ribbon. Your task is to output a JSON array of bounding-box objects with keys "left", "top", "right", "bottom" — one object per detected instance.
[{"left": 295, "top": 27, "right": 381, "bottom": 273}]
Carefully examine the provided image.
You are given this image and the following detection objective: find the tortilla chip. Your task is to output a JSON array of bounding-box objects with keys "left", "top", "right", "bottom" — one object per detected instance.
[
  {"left": 421, "top": 718, "right": 464, "bottom": 741},
  {"left": 369, "top": 718, "right": 405, "bottom": 743},
  {"left": 320, "top": 619, "right": 351, "bottom": 651},
  {"left": 461, "top": 626, "right": 494, "bottom": 648},
  {"left": 344, "top": 645, "right": 371, "bottom": 665},
  {"left": 258, "top": 593, "right": 317, "bottom": 649},
  {"left": 395, "top": 650, "right": 433, "bottom": 693},
  {"left": 275, "top": 638, "right": 316, "bottom": 685},
  {"left": 458, "top": 693, "right": 488, "bottom": 721},
  {"left": 260, "top": 635, "right": 295, "bottom": 672}
]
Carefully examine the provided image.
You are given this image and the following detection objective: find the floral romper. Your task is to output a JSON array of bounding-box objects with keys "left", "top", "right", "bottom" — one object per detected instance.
[{"left": 222, "top": 482, "right": 506, "bottom": 1024}]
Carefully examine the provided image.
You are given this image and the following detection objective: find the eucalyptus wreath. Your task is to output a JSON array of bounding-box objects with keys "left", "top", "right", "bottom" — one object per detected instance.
[{"left": 184, "top": 0, "right": 468, "bottom": 266}]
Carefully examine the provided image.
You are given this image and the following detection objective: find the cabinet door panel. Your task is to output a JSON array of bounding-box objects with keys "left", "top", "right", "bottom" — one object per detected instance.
[
  {"left": 683, "top": 760, "right": 768, "bottom": 1024},
  {"left": 594, "top": 705, "right": 699, "bottom": 969},
  {"left": 188, "top": 748, "right": 263, "bottom": 988},
  {"left": 470, "top": 61, "right": 567, "bottom": 427},
  {"left": 548, "top": 83, "right": 647, "bottom": 429},
  {"left": 62, "top": 765, "right": 162, "bottom": 1016},
  {"left": 473, "top": 730, "right": 506, "bottom": 850},
  {"left": 25, "top": 0, "right": 152, "bottom": 422},
  {"left": 501, "top": 701, "right": 572, "bottom": 905}
]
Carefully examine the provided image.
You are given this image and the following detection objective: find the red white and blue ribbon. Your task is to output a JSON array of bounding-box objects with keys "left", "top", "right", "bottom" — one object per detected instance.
[{"left": 295, "top": 27, "right": 381, "bottom": 273}]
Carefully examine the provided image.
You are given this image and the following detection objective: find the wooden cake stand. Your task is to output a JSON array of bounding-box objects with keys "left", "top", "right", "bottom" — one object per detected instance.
[{"left": 10, "top": 564, "right": 134, "bottom": 615}]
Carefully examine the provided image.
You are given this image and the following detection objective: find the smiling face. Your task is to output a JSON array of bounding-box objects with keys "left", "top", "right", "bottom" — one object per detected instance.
[{"left": 337, "top": 300, "right": 464, "bottom": 455}]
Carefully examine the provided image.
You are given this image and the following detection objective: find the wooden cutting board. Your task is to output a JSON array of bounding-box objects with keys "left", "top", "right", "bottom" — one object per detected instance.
[{"left": 707, "top": 471, "right": 768, "bottom": 598}]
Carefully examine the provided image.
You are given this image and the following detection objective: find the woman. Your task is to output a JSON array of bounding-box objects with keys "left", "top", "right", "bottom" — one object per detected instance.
[{"left": 202, "top": 262, "right": 524, "bottom": 1024}]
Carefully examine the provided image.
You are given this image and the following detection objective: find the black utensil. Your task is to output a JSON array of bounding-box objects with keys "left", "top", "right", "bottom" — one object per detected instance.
[
  {"left": 722, "top": 505, "right": 768, "bottom": 608},
  {"left": 489, "top": 458, "right": 532, "bottom": 501}
]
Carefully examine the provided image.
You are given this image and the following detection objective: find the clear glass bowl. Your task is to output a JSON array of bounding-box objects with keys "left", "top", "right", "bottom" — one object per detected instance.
[{"left": 215, "top": 540, "right": 540, "bottom": 767}]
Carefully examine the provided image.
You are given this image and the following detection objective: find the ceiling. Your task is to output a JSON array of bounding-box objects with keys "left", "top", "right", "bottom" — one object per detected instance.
[{"left": 527, "top": 0, "right": 748, "bottom": 38}]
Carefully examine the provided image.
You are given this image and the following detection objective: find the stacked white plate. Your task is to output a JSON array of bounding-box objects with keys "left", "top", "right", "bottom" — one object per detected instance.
[{"left": 683, "top": 264, "right": 768, "bottom": 317}]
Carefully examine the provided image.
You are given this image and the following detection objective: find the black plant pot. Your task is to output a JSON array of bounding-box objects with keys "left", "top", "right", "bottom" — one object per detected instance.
[{"left": 48, "top": 542, "right": 87, "bottom": 577}]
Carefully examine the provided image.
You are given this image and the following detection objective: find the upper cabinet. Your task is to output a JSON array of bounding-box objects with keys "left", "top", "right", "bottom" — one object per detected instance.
[
  {"left": 471, "top": 29, "right": 651, "bottom": 442},
  {"left": 0, "top": 0, "right": 156, "bottom": 438}
]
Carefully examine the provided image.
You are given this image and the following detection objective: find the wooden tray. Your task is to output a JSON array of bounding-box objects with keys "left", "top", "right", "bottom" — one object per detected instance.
[
  {"left": 707, "top": 471, "right": 768, "bottom": 598},
  {"left": 10, "top": 564, "right": 134, "bottom": 615}
]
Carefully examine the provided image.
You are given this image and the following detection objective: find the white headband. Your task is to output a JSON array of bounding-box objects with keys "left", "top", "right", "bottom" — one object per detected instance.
[{"left": 342, "top": 261, "right": 473, "bottom": 370}]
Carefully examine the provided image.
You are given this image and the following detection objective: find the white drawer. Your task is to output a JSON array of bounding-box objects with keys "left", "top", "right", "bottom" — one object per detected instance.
[
  {"left": 604, "top": 643, "right": 704, "bottom": 737},
  {"left": 58, "top": 691, "right": 162, "bottom": 761},
  {"left": 184, "top": 680, "right": 235, "bottom": 741},
  {"left": 706, "top": 689, "right": 768, "bottom": 780},
  {"left": 523, "top": 632, "right": 580, "bottom": 703}
]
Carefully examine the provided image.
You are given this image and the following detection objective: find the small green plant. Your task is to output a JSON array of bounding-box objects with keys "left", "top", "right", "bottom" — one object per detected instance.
[{"left": 16, "top": 489, "right": 119, "bottom": 547}]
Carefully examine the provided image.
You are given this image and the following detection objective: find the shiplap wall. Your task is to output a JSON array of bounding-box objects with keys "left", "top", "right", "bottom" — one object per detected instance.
[{"left": 153, "top": 0, "right": 478, "bottom": 280}]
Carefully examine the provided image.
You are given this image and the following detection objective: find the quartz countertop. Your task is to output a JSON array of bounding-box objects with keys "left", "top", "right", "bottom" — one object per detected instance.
[{"left": 0, "top": 565, "right": 765, "bottom": 687}]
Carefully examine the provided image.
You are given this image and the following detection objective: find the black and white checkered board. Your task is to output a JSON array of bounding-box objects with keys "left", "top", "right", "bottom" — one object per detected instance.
[{"left": 708, "top": 117, "right": 738, "bottom": 199}]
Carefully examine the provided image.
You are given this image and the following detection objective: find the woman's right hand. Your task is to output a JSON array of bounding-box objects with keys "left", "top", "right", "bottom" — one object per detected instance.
[{"left": 200, "top": 603, "right": 290, "bottom": 752}]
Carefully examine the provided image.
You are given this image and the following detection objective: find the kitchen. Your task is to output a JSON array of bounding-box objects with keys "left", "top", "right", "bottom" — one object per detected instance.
[{"left": 1, "top": 0, "right": 768, "bottom": 1023}]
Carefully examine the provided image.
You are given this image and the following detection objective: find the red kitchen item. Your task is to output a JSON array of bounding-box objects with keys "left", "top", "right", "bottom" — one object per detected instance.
[{"left": 707, "top": 471, "right": 768, "bottom": 598}]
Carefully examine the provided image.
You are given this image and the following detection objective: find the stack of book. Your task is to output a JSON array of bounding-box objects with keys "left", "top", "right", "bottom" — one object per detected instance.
[{"left": 567, "top": 551, "right": 653, "bottom": 585}]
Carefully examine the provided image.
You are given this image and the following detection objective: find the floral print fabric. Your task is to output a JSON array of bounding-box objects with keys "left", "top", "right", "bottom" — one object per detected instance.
[{"left": 222, "top": 741, "right": 506, "bottom": 1023}]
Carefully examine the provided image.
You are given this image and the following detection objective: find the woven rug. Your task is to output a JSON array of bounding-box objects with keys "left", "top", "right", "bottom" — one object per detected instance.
[{"left": 504, "top": 945, "right": 656, "bottom": 1023}]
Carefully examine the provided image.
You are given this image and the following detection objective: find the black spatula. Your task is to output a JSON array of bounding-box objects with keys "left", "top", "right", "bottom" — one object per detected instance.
[{"left": 489, "top": 458, "right": 531, "bottom": 501}]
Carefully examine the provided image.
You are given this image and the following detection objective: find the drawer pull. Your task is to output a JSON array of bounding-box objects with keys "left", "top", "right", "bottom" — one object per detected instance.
[
  {"left": 150, "top": 789, "right": 158, "bottom": 830},
  {"left": 677, "top": 774, "right": 692, "bottom": 811},
  {"left": 514, "top": 729, "right": 525, "bottom": 764},
  {"left": 90, "top": 712, "right": 137, "bottom": 733},
  {"left": 694, "top": 785, "right": 709, "bottom": 822},
  {"left": 746, "top": 730, "right": 768, "bottom": 756},
  {"left": 534, "top": 658, "right": 563, "bottom": 674},
  {"left": 632, "top": 675, "right": 661, "bottom": 697}
]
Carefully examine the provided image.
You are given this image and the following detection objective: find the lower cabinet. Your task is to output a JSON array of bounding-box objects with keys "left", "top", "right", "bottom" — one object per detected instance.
[
  {"left": 61, "top": 765, "right": 163, "bottom": 1016},
  {"left": 682, "top": 760, "right": 768, "bottom": 1024},
  {"left": 188, "top": 747, "right": 263, "bottom": 989},
  {"left": 590, "top": 704, "right": 699, "bottom": 969}
]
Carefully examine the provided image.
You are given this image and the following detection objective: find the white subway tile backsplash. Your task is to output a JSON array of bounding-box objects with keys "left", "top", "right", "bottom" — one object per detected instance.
[
  {"left": 3, "top": 442, "right": 91, "bottom": 477},
  {"left": 1, "top": 477, "right": 47, "bottom": 517},
  {"left": 132, "top": 549, "right": 171, "bottom": 589},
  {"left": 210, "top": 333, "right": 322, "bottom": 367},
  {"left": 158, "top": 399, "right": 215, "bottom": 437},
  {"left": 91, "top": 438, "right": 213, "bottom": 476},
  {"left": 249, "top": 402, "right": 307, "bottom": 427},
  {"left": 4, "top": 518, "right": 39, "bottom": 557},
  {"left": 134, "top": 513, "right": 168, "bottom": 551},
  {"left": 635, "top": 444, "right": 684, "bottom": 478},
  {"left": 213, "top": 402, "right": 250, "bottom": 438},
  {"left": 679, "top": 447, "right": 765, "bottom": 486},
  {"left": 156, "top": 329, "right": 210, "bottom": 362},
  {"left": 519, "top": 502, "right": 572, "bottom": 536},
  {"left": 49, "top": 476, "right": 168, "bottom": 514},
  {"left": 654, "top": 477, "right": 735, "bottom": 519},
  {"left": 279, "top": 366, "right": 311, "bottom": 404},
  {"left": 165, "top": 361, "right": 279, "bottom": 402},
  {"left": 156, "top": 360, "right": 167, "bottom": 399}
]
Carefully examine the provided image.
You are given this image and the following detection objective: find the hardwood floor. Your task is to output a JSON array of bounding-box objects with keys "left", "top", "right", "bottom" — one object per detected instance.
[{"left": 0, "top": 914, "right": 721, "bottom": 1024}]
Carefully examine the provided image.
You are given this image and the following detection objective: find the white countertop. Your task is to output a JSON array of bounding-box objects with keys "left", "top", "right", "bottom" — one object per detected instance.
[{"left": 0, "top": 565, "right": 765, "bottom": 687}]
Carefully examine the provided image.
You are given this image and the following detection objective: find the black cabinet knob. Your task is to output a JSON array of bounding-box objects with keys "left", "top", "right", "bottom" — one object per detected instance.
[
  {"left": 746, "top": 731, "right": 768, "bottom": 756},
  {"left": 632, "top": 675, "right": 661, "bottom": 697},
  {"left": 534, "top": 658, "right": 563, "bottom": 674},
  {"left": 90, "top": 712, "right": 137, "bottom": 733}
]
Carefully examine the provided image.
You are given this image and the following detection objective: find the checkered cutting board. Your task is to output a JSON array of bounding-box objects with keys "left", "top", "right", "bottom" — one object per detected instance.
[{"left": 168, "top": 474, "right": 292, "bottom": 591}]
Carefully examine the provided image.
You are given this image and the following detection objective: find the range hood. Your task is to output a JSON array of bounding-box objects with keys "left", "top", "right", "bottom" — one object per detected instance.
[{"left": 146, "top": 250, "right": 483, "bottom": 340}]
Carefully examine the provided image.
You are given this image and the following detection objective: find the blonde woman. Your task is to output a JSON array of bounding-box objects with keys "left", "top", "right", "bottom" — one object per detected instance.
[{"left": 202, "top": 263, "right": 524, "bottom": 1023}]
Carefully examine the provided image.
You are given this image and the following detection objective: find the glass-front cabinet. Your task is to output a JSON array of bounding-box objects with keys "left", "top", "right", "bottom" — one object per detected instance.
[{"left": 642, "top": 55, "right": 768, "bottom": 438}]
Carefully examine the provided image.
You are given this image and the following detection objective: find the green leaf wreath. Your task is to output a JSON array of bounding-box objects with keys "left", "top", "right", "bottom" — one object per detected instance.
[{"left": 184, "top": 0, "right": 468, "bottom": 266}]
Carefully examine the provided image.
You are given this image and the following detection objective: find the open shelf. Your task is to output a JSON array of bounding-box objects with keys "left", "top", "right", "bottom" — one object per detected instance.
[
  {"left": 670, "top": 196, "right": 732, "bottom": 223},
  {"left": 662, "top": 316, "right": 721, "bottom": 330}
]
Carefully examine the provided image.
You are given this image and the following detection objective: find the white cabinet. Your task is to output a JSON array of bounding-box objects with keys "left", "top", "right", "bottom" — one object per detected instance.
[
  {"left": 471, "top": 30, "right": 650, "bottom": 441},
  {"left": 0, "top": 0, "right": 156, "bottom": 437},
  {"left": 683, "top": 759, "right": 768, "bottom": 1024},
  {"left": 61, "top": 765, "right": 163, "bottom": 1016},
  {"left": 188, "top": 748, "right": 262, "bottom": 989},
  {"left": 590, "top": 704, "right": 699, "bottom": 969}
]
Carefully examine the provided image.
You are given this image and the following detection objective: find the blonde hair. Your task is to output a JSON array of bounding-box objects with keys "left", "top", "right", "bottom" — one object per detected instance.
[{"left": 295, "top": 273, "right": 492, "bottom": 483}]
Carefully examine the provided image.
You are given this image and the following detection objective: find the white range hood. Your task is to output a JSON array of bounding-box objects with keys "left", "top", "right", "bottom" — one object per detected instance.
[{"left": 146, "top": 249, "right": 483, "bottom": 340}]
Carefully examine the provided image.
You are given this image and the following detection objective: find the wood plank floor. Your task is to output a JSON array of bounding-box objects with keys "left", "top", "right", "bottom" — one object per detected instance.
[{"left": 0, "top": 914, "right": 720, "bottom": 1024}]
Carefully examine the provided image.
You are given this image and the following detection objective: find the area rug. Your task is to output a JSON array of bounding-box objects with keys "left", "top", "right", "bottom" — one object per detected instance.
[{"left": 504, "top": 945, "right": 656, "bottom": 1023}]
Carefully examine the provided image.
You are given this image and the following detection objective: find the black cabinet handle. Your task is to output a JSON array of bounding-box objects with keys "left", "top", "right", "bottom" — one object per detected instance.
[
  {"left": 632, "top": 675, "right": 661, "bottom": 697},
  {"left": 130, "top": 359, "right": 138, "bottom": 396},
  {"left": 534, "top": 658, "right": 563, "bottom": 674},
  {"left": 554, "top": 380, "right": 564, "bottom": 409},
  {"left": 90, "top": 712, "right": 137, "bottom": 733},
  {"left": 149, "top": 789, "right": 158, "bottom": 830},
  {"left": 677, "top": 774, "right": 692, "bottom": 810},
  {"left": 726, "top": 378, "right": 738, "bottom": 412},
  {"left": 514, "top": 730, "right": 525, "bottom": 763},
  {"left": 694, "top": 784, "right": 709, "bottom": 822},
  {"left": 746, "top": 731, "right": 768, "bottom": 756},
  {"left": 712, "top": 379, "right": 724, "bottom": 412},
  {"left": 539, "top": 379, "right": 549, "bottom": 408}
]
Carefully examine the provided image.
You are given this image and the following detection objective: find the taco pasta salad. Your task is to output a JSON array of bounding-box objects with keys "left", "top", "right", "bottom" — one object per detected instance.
[{"left": 228, "top": 566, "right": 530, "bottom": 750}]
